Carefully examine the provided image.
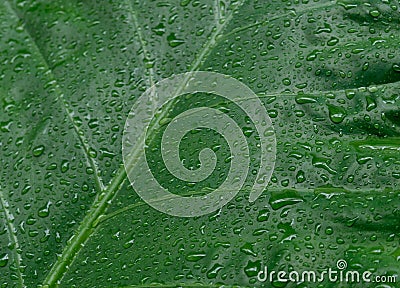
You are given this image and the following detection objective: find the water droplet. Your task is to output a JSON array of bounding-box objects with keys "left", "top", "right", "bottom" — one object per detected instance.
[
  {"left": 347, "top": 175, "right": 354, "bottom": 183},
  {"left": 345, "top": 90, "right": 356, "bottom": 99},
  {"left": 186, "top": 252, "right": 206, "bottom": 262},
  {"left": 356, "top": 156, "right": 372, "bottom": 164},
  {"left": 88, "top": 148, "right": 97, "bottom": 158},
  {"left": 325, "top": 227, "right": 333, "bottom": 235},
  {"left": 312, "top": 155, "right": 337, "bottom": 174},
  {"left": 32, "top": 145, "right": 45, "bottom": 157},
  {"left": 144, "top": 57, "right": 155, "bottom": 69},
  {"left": 366, "top": 96, "right": 377, "bottom": 111},
  {"left": 152, "top": 23, "right": 166, "bottom": 36},
  {"left": 242, "top": 127, "right": 254, "bottom": 137},
  {"left": 244, "top": 260, "right": 261, "bottom": 277},
  {"left": 327, "top": 104, "right": 346, "bottom": 124},
  {"left": 180, "top": 0, "right": 191, "bottom": 6},
  {"left": 26, "top": 215, "right": 37, "bottom": 225},
  {"left": 206, "top": 263, "right": 224, "bottom": 279},
  {"left": 295, "top": 95, "right": 317, "bottom": 104},
  {"left": 38, "top": 201, "right": 51, "bottom": 218},
  {"left": 22, "top": 184, "right": 31, "bottom": 195},
  {"left": 296, "top": 170, "right": 306, "bottom": 183},
  {"left": 61, "top": 160, "right": 70, "bottom": 173},
  {"left": 88, "top": 119, "right": 99, "bottom": 129},
  {"left": 282, "top": 78, "right": 291, "bottom": 86},
  {"left": 269, "top": 190, "right": 303, "bottom": 210},
  {"left": 257, "top": 209, "right": 270, "bottom": 222},
  {"left": 240, "top": 242, "right": 257, "bottom": 257},
  {"left": 369, "top": 10, "right": 380, "bottom": 17},
  {"left": 0, "top": 253, "right": 9, "bottom": 267},
  {"left": 123, "top": 238, "right": 135, "bottom": 249},
  {"left": 167, "top": 33, "right": 185, "bottom": 47},
  {"left": 346, "top": 216, "right": 359, "bottom": 227},
  {"left": 327, "top": 37, "right": 339, "bottom": 46},
  {"left": 0, "top": 120, "right": 12, "bottom": 132}
]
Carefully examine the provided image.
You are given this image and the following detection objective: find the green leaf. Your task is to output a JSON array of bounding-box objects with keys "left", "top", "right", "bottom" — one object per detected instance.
[{"left": 1, "top": 0, "right": 399, "bottom": 287}]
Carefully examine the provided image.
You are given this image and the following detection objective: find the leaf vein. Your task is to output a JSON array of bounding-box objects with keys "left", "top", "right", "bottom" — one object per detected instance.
[
  {"left": 0, "top": 188, "right": 24, "bottom": 288},
  {"left": 126, "top": 0, "right": 156, "bottom": 88},
  {"left": 3, "top": 0, "right": 105, "bottom": 192}
]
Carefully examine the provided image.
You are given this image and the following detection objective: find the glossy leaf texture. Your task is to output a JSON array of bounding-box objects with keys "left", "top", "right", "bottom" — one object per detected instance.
[{"left": 0, "top": 0, "right": 399, "bottom": 287}]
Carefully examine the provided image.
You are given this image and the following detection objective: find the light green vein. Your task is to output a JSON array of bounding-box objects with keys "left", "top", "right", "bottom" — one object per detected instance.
[
  {"left": 213, "top": 0, "right": 223, "bottom": 27},
  {"left": 0, "top": 188, "right": 24, "bottom": 288},
  {"left": 127, "top": 1, "right": 156, "bottom": 88},
  {"left": 190, "top": 0, "right": 247, "bottom": 71},
  {"left": 3, "top": 0, "right": 105, "bottom": 193},
  {"left": 41, "top": 0, "right": 248, "bottom": 286},
  {"left": 3, "top": 0, "right": 105, "bottom": 286}
]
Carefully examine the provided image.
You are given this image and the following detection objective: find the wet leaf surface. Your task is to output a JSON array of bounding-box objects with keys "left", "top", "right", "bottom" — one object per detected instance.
[{"left": 0, "top": 0, "right": 399, "bottom": 287}]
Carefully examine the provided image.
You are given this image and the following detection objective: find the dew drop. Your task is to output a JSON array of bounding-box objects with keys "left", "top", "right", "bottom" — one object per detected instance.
[
  {"left": 38, "top": 201, "right": 51, "bottom": 218},
  {"left": 186, "top": 252, "right": 206, "bottom": 262},
  {"left": 369, "top": 10, "right": 381, "bottom": 17},
  {"left": 32, "top": 145, "right": 45, "bottom": 157},
  {"left": 167, "top": 33, "right": 185, "bottom": 47},
  {"left": 0, "top": 253, "right": 8, "bottom": 267},
  {"left": 206, "top": 263, "right": 224, "bottom": 279},
  {"left": 327, "top": 104, "right": 346, "bottom": 124},
  {"left": 244, "top": 260, "right": 261, "bottom": 277},
  {"left": 296, "top": 170, "right": 306, "bottom": 183}
]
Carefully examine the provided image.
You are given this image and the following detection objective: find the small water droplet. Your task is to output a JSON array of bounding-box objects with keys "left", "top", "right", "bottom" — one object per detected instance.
[
  {"left": 240, "top": 242, "right": 257, "bottom": 257},
  {"left": 295, "top": 95, "right": 317, "bottom": 104},
  {"left": 32, "top": 145, "right": 45, "bottom": 157},
  {"left": 61, "top": 160, "right": 70, "bottom": 173},
  {"left": 366, "top": 96, "right": 377, "bottom": 111},
  {"left": 257, "top": 209, "right": 270, "bottom": 222},
  {"left": 327, "top": 37, "right": 339, "bottom": 46},
  {"left": 282, "top": 78, "right": 291, "bottom": 86},
  {"left": 325, "top": 227, "right": 333, "bottom": 235},
  {"left": 206, "top": 263, "right": 224, "bottom": 279},
  {"left": 269, "top": 190, "right": 303, "bottom": 210},
  {"left": 0, "top": 254, "right": 8, "bottom": 267},
  {"left": 327, "top": 104, "right": 346, "bottom": 124},
  {"left": 369, "top": 10, "right": 380, "bottom": 17},
  {"left": 244, "top": 260, "right": 261, "bottom": 277},
  {"left": 296, "top": 170, "right": 306, "bottom": 183},
  {"left": 38, "top": 201, "right": 51, "bottom": 218},
  {"left": 152, "top": 23, "right": 166, "bottom": 36},
  {"left": 167, "top": 33, "right": 185, "bottom": 47},
  {"left": 186, "top": 252, "right": 206, "bottom": 262}
]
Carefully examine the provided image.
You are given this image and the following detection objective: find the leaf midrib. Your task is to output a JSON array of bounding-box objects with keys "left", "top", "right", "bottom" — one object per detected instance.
[
  {"left": 127, "top": 1, "right": 156, "bottom": 88},
  {"left": 42, "top": 0, "right": 248, "bottom": 286}
]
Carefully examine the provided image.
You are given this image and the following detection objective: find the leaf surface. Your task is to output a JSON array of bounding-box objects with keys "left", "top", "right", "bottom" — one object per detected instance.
[{"left": 0, "top": 0, "right": 399, "bottom": 287}]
